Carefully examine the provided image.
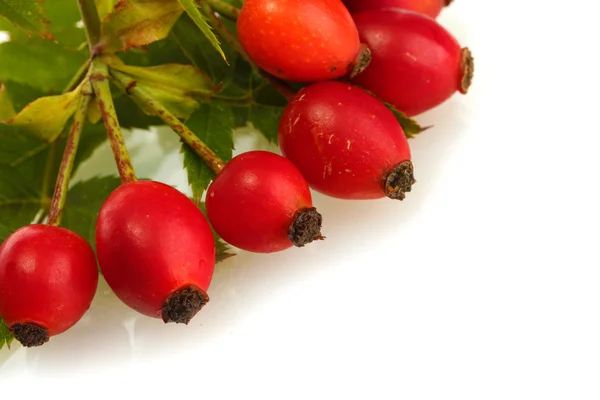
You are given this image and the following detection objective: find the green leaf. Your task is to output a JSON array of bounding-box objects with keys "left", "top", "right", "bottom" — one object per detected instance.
[
  {"left": 176, "top": 0, "right": 231, "bottom": 68},
  {"left": 96, "top": 0, "right": 118, "bottom": 20},
  {"left": 383, "top": 103, "right": 428, "bottom": 138},
  {"left": 61, "top": 176, "right": 121, "bottom": 250},
  {"left": 247, "top": 104, "right": 284, "bottom": 143},
  {"left": 104, "top": 55, "right": 216, "bottom": 119},
  {"left": 0, "top": 82, "right": 15, "bottom": 122},
  {"left": 0, "top": 222, "right": 14, "bottom": 241},
  {"left": 99, "top": 0, "right": 184, "bottom": 53},
  {"left": 1, "top": 80, "right": 45, "bottom": 112},
  {"left": 0, "top": 0, "right": 52, "bottom": 39},
  {"left": 7, "top": 88, "right": 81, "bottom": 142},
  {"left": 0, "top": 40, "right": 87, "bottom": 93},
  {"left": 0, "top": 164, "right": 43, "bottom": 233},
  {"left": 0, "top": 316, "right": 13, "bottom": 350},
  {"left": 197, "top": 202, "right": 234, "bottom": 263},
  {"left": 182, "top": 102, "right": 234, "bottom": 202}
]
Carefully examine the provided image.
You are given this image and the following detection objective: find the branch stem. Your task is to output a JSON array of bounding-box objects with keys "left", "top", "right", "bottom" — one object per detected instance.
[
  {"left": 77, "top": 0, "right": 102, "bottom": 51},
  {"left": 90, "top": 59, "right": 137, "bottom": 183},
  {"left": 47, "top": 81, "right": 93, "bottom": 226},
  {"left": 203, "top": 0, "right": 240, "bottom": 20},
  {"left": 111, "top": 70, "right": 225, "bottom": 175}
]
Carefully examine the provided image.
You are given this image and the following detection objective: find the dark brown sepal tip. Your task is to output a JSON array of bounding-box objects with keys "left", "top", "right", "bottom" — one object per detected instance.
[
  {"left": 10, "top": 323, "right": 49, "bottom": 348},
  {"left": 162, "top": 286, "right": 209, "bottom": 325},
  {"left": 460, "top": 47, "right": 474, "bottom": 94},
  {"left": 348, "top": 44, "right": 372, "bottom": 79},
  {"left": 385, "top": 160, "right": 416, "bottom": 200},
  {"left": 445, "top": 0, "right": 453, "bottom": 6},
  {"left": 289, "top": 207, "right": 325, "bottom": 247}
]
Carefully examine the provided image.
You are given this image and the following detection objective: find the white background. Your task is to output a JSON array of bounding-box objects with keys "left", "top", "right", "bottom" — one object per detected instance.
[{"left": 2, "top": 0, "right": 600, "bottom": 398}]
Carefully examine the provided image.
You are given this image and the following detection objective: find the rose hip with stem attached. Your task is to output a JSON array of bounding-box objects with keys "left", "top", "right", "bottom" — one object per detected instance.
[
  {"left": 350, "top": 8, "right": 474, "bottom": 116},
  {"left": 278, "top": 81, "right": 415, "bottom": 200},
  {"left": 206, "top": 151, "right": 324, "bottom": 254}
]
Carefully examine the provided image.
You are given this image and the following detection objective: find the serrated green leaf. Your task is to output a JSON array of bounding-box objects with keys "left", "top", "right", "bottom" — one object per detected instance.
[
  {"left": 0, "top": 0, "right": 52, "bottom": 39},
  {"left": 7, "top": 88, "right": 81, "bottom": 142},
  {"left": 182, "top": 102, "right": 234, "bottom": 202},
  {"left": 196, "top": 202, "right": 234, "bottom": 263},
  {"left": 1, "top": 80, "right": 45, "bottom": 112},
  {"left": 247, "top": 104, "right": 284, "bottom": 143},
  {"left": 0, "top": 164, "right": 44, "bottom": 233},
  {"left": 0, "top": 316, "right": 13, "bottom": 350},
  {"left": 178, "top": 0, "right": 226, "bottom": 62},
  {"left": 99, "top": 0, "right": 184, "bottom": 53},
  {"left": 0, "top": 222, "right": 14, "bottom": 241},
  {"left": 383, "top": 102, "right": 427, "bottom": 139},
  {"left": 171, "top": 13, "right": 235, "bottom": 84},
  {"left": 0, "top": 82, "right": 15, "bottom": 122},
  {"left": 0, "top": 40, "right": 87, "bottom": 93},
  {"left": 61, "top": 176, "right": 121, "bottom": 250}
]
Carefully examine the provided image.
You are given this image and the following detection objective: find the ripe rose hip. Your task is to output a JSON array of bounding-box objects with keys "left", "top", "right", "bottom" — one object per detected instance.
[
  {"left": 350, "top": 9, "right": 474, "bottom": 116},
  {"left": 96, "top": 180, "right": 215, "bottom": 324},
  {"left": 206, "top": 151, "right": 324, "bottom": 253},
  {"left": 343, "top": 0, "right": 451, "bottom": 18},
  {"left": 0, "top": 225, "right": 98, "bottom": 347},
  {"left": 279, "top": 81, "right": 414, "bottom": 200},
  {"left": 237, "top": 0, "right": 368, "bottom": 82}
]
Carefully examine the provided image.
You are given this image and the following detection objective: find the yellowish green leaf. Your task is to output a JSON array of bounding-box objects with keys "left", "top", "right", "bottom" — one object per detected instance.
[
  {"left": 0, "top": 0, "right": 52, "bottom": 39},
  {"left": 177, "top": 0, "right": 226, "bottom": 61},
  {"left": 0, "top": 82, "right": 16, "bottom": 122},
  {"left": 95, "top": 0, "right": 118, "bottom": 20}
]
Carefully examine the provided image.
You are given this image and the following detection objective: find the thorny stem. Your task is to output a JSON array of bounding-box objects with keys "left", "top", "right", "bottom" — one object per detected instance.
[
  {"left": 199, "top": 3, "right": 297, "bottom": 102},
  {"left": 47, "top": 81, "right": 93, "bottom": 226},
  {"left": 90, "top": 59, "right": 137, "bottom": 183},
  {"left": 202, "top": 0, "right": 240, "bottom": 20},
  {"left": 77, "top": 0, "right": 102, "bottom": 52},
  {"left": 111, "top": 69, "right": 226, "bottom": 175}
]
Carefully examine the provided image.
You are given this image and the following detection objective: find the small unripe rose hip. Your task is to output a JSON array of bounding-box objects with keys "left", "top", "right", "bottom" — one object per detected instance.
[
  {"left": 278, "top": 81, "right": 415, "bottom": 200},
  {"left": 350, "top": 9, "right": 474, "bottom": 116},
  {"left": 95, "top": 180, "right": 215, "bottom": 324},
  {"left": 237, "top": 0, "right": 367, "bottom": 82},
  {"left": 343, "top": 0, "right": 451, "bottom": 19},
  {"left": 0, "top": 225, "right": 99, "bottom": 347},
  {"left": 206, "top": 151, "right": 324, "bottom": 253}
]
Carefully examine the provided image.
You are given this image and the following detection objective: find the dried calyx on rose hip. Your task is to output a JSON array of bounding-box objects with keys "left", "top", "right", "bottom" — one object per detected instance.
[
  {"left": 278, "top": 81, "right": 415, "bottom": 201},
  {"left": 237, "top": 0, "right": 370, "bottom": 82},
  {"left": 350, "top": 8, "right": 474, "bottom": 116},
  {"left": 95, "top": 180, "right": 216, "bottom": 324},
  {"left": 206, "top": 151, "right": 324, "bottom": 254},
  {"left": 0, "top": 225, "right": 99, "bottom": 347},
  {"left": 343, "top": 0, "right": 452, "bottom": 19}
]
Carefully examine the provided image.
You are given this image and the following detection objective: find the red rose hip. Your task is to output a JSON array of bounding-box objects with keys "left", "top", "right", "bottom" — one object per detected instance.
[
  {"left": 95, "top": 180, "right": 215, "bottom": 324},
  {"left": 278, "top": 81, "right": 414, "bottom": 200},
  {"left": 0, "top": 225, "right": 99, "bottom": 347},
  {"left": 206, "top": 151, "right": 324, "bottom": 253},
  {"left": 350, "top": 9, "right": 474, "bottom": 116},
  {"left": 237, "top": 0, "right": 366, "bottom": 82},
  {"left": 343, "top": 0, "right": 451, "bottom": 18}
]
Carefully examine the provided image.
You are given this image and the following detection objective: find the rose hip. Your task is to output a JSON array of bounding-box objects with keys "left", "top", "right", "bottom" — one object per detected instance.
[
  {"left": 350, "top": 9, "right": 474, "bottom": 116},
  {"left": 96, "top": 180, "right": 215, "bottom": 324},
  {"left": 278, "top": 81, "right": 415, "bottom": 200},
  {"left": 0, "top": 225, "right": 99, "bottom": 347},
  {"left": 343, "top": 0, "right": 451, "bottom": 18},
  {"left": 206, "top": 151, "right": 324, "bottom": 253}
]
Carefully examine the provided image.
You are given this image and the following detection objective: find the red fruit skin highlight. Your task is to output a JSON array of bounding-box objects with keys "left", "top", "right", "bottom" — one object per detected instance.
[
  {"left": 343, "top": 0, "right": 448, "bottom": 18},
  {"left": 237, "top": 0, "right": 362, "bottom": 82},
  {"left": 0, "top": 225, "right": 98, "bottom": 338},
  {"left": 350, "top": 9, "right": 472, "bottom": 116},
  {"left": 206, "top": 151, "right": 316, "bottom": 253},
  {"left": 96, "top": 180, "right": 215, "bottom": 320},
  {"left": 278, "top": 81, "right": 412, "bottom": 200}
]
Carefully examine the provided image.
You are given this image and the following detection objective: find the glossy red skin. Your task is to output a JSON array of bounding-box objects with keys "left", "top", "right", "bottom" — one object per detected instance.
[
  {"left": 206, "top": 151, "right": 313, "bottom": 253},
  {"left": 96, "top": 180, "right": 215, "bottom": 319},
  {"left": 343, "top": 0, "right": 446, "bottom": 18},
  {"left": 237, "top": 0, "right": 361, "bottom": 82},
  {"left": 278, "top": 81, "right": 411, "bottom": 199},
  {"left": 350, "top": 9, "right": 465, "bottom": 116},
  {"left": 0, "top": 225, "right": 98, "bottom": 336}
]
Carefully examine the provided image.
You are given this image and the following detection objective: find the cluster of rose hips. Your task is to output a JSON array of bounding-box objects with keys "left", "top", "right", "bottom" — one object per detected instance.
[{"left": 0, "top": 0, "right": 472, "bottom": 348}]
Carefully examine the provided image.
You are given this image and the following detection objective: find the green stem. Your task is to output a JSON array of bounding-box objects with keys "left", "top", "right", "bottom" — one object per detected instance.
[
  {"left": 77, "top": 0, "right": 102, "bottom": 51},
  {"left": 63, "top": 58, "right": 91, "bottom": 94},
  {"left": 47, "top": 81, "right": 93, "bottom": 226},
  {"left": 199, "top": 3, "right": 296, "bottom": 102},
  {"left": 111, "top": 70, "right": 225, "bottom": 175},
  {"left": 203, "top": 0, "right": 240, "bottom": 20},
  {"left": 90, "top": 60, "right": 137, "bottom": 183}
]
